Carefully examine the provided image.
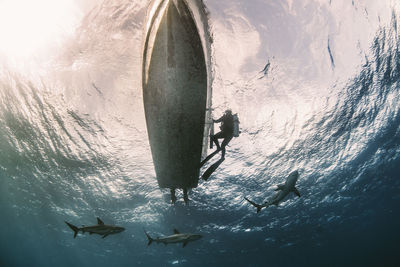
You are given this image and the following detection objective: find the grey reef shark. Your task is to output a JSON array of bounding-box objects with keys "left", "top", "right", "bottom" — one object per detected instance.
[
  {"left": 65, "top": 217, "right": 125, "bottom": 238},
  {"left": 245, "top": 170, "right": 301, "bottom": 213},
  {"left": 144, "top": 229, "right": 202, "bottom": 248}
]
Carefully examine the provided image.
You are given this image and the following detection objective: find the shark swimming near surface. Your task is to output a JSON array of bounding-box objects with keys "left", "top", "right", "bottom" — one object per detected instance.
[
  {"left": 144, "top": 229, "right": 202, "bottom": 248},
  {"left": 65, "top": 217, "right": 125, "bottom": 238},
  {"left": 245, "top": 170, "right": 301, "bottom": 213}
]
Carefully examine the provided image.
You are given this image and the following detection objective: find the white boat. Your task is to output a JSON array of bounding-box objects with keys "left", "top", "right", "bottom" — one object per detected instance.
[{"left": 142, "top": 0, "right": 213, "bottom": 190}]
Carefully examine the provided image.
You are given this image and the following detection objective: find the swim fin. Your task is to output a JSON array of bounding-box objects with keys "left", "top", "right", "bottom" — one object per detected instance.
[
  {"left": 200, "top": 149, "right": 220, "bottom": 168},
  {"left": 202, "top": 158, "right": 224, "bottom": 181}
]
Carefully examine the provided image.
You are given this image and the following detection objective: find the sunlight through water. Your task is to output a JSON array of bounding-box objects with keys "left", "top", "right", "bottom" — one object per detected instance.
[
  {"left": 0, "top": 0, "right": 81, "bottom": 67},
  {"left": 0, "top": 0, "right": 399, "bottom": 266}
]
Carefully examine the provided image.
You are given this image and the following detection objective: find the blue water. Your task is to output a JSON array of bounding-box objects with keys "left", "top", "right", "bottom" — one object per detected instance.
[{"left": 1, "top": 1, "right": 399, "bottom": 266}]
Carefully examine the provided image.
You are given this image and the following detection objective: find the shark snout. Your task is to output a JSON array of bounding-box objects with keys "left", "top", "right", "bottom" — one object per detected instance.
[
  {"left": 290, "top": 170, "right": 299, "bottom": 180},
  {"left": 114, "top": 227, "right": 125, "bottom": 233},
  {"left": 285, "top": 170, "right": 299, "bottom": 186}
]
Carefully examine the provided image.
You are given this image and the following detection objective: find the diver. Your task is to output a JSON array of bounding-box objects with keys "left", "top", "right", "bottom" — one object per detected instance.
[
  {"left": 211, "top": 109, "right": 235, "bottom": 159},
  {"left": 200, "top": 109, "right": 239, "bottom": 180}
]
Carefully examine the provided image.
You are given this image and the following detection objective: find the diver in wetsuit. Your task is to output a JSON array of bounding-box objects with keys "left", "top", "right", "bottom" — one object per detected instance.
[
  {"left": 211, "top": 109, "right": 234, "bottom": 159},
  {"left": 199, "top": 109, "right": 238, "bottom": 181}
]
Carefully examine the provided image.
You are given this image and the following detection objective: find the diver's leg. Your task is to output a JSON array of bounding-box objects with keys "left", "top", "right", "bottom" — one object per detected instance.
[
  {"left": 200, "top": 132, "right": 225, "bottom": 168},
  {"left": 221, "top": 147, "right": 226, "bottom": 159},
  {"left": 212, "top": 131, "right": 224, "bottom": 149},
  {"left": 211, "top": 135, "right": 220, "bottom": 149},
  {"left": 170, "top": 188, "right": 177, "bottom": 204},
  {"left": 183, "top": 188, "right": 189, "bottom": 205},
  {"left": 220, "top": 135, "right": 233, "bottom": 159}
]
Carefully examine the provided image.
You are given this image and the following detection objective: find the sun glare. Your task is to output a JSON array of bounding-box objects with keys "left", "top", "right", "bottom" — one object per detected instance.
[{"left": 0, "top": 0, "right": 80, "bottom": 63}]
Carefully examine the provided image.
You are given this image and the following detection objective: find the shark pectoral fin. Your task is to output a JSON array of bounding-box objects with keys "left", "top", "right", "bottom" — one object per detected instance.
[
  {"left": 97, "top": 217, "right": 105, "bottom": 225},
  {"left": 275, "top": 184, "right": 285, "bottom": 191},
  {"left": 173, "top": 229, "right": 180, "bottom": 234},
  {"left": 102, "top": 234, "right": 109, "bottom": 238},
  {"left": 293, "top": 187, "right": 301, "bottom": 197},
  {"left": 183, "top": 241, "right": 188, "bottom": 248}
]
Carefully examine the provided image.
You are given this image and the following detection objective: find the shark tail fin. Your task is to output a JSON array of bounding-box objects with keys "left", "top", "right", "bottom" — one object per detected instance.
[
  {"left": 144, "top": 230, "right": 153, "bottom": 246},
  {"left": 244, "top": 197, "right": 264, "bottom": 213},
  {"left": 65, "top": 221, "right": 79, "bottom": 238}
]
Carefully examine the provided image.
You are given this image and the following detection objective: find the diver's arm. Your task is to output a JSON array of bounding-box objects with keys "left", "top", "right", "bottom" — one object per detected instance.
[{"left": 213, "top": 115, "right": 224, "bottom": 123}]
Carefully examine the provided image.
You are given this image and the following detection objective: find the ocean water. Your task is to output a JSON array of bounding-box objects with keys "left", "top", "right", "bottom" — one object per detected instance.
[{"left": 0, "top": 0, "right": 399, "bottom": 266}]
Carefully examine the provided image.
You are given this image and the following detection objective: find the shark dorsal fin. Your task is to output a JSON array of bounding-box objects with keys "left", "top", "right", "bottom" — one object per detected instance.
[
  {"left": 97, "top": 217, "right": 104, "bottom": 225},
  {"left": 173, "top": 228, "right": 180, "bottom": 234}
]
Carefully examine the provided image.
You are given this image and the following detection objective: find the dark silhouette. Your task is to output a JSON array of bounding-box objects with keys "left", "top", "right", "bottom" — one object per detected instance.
[
  {"left": 65, "top": 217, "right": 125, "bottom": 238},
  {"left": 200, "top": 109, "right": 239, "bottom": 180},
  {"left": 211, "top": 109, "right": 234, "bottom": 159}
]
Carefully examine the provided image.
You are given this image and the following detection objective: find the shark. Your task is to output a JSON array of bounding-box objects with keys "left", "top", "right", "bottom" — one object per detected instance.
[
  {"left": 245, "top": 170, "right": 301, "bottom": 213},
  {"left": 144, "top": 229, "right": 202, "bottom": 248},
  {"left": 65, "top": 217, "right": 125, "bottom": 238}
]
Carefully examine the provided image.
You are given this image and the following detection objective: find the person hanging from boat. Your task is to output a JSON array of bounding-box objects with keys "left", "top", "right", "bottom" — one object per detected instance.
[
  {"left": 211, "top": 109, "right": 235, "bottom": 159},
  {"left": 200, "top": 109, "right": 240, "bottom": 180}
]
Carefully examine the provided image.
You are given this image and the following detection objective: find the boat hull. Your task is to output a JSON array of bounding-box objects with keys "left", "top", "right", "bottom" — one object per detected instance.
[{"left": 142, "top": 0, "right": 209, "bottom": 189}]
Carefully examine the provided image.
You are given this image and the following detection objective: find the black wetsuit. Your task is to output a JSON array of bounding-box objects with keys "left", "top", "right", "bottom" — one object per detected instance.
[{"left": 211, "top": 113, "right": 234, "bottom": 158}]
